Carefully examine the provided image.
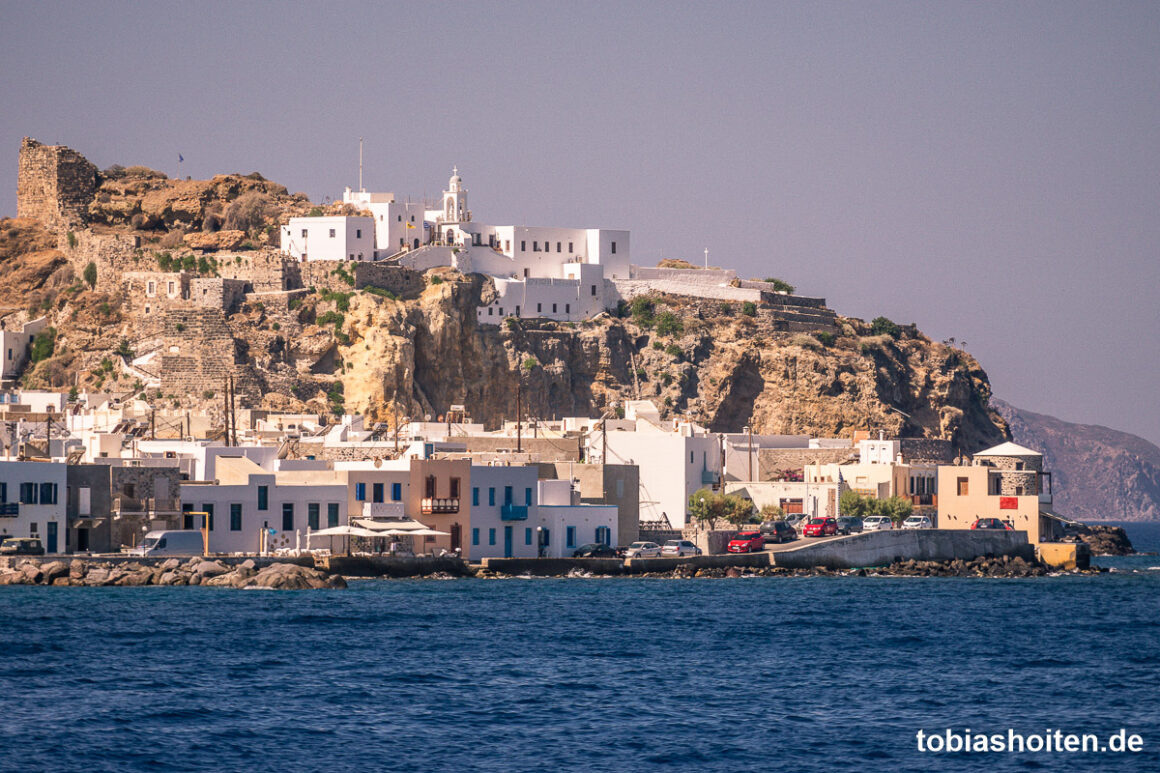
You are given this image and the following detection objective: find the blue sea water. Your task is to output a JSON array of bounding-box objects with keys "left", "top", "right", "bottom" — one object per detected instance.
[{"left": 2, "top": 524, "right": 1159, "bottom": 773}]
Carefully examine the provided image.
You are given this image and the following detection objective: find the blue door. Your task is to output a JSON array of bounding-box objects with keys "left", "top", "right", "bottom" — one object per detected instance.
[
  {"left": 503, "top": 526, "right": 513, "bottom": 558},
  {"left": 46, "top": 522, "right": 58, "bottom": 554}
]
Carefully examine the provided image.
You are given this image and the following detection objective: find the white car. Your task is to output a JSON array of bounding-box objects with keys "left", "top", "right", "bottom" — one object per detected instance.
[
  {"left": 624, "top": 541, "right": 662, "bottom": 558},
  {"left": 661, "top": 539, "right": 701, "bottom": 557},
  {"left": 862, "top": 516, "right": 893, "bottom": 532},
  {"left": 901, "top": 515, "right": 934, "bottom": 530}
]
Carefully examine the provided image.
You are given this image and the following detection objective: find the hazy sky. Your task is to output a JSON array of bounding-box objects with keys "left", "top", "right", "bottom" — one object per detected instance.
[{"left": 3, "top": 1, "right": 1158, "bottom": 444}]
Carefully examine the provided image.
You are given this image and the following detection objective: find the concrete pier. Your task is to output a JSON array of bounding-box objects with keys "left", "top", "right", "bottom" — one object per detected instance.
[{"left": 771, "top": 530, "right": 1033, "bottom": 570}]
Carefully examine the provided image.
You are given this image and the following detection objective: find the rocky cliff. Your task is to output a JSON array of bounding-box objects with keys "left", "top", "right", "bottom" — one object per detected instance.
[
  {"left": 994, "top": 400, "right": 1160, "bottom": 522},
  {"left": 1, "top": 139, "right": 1010, "bottom": 449}
]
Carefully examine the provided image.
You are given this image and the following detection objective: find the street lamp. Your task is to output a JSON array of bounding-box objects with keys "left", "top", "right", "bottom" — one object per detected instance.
[{"left": 536, "top": 526, "right": 544, "bottom": 558}]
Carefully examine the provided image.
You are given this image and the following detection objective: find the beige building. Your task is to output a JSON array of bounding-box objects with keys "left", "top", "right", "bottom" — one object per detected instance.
[{"left": 937, "top": 442, "right": 1060, "bottom": 543}]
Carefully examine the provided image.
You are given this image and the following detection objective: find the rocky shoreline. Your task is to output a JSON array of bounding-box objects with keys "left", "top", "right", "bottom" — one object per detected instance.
[
  {"left": 1073, "top": 525, "right": 1135, "bottom": 556},
  {"left": 0, "top": 558, "right": 347, "bottom": 589},
  {"left": 0, "top": 553, "right": 1108, "bottom": 588}
]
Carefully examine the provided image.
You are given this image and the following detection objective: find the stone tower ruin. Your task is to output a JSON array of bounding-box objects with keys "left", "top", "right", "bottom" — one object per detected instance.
[{"left": 17, "top": 137, "right": 98, "bottom": 230}]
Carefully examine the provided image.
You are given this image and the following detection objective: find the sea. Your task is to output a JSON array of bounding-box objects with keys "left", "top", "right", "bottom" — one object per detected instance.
[{"left": 1, "top": 523, "right": 1158, "bottom": 773}]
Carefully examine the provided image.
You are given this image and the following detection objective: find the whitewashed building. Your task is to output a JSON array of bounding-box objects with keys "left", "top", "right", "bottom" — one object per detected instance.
[
  {"left": 280, "top": 215, "right": 375, "bottom": 261},
  {"left": 0, "top": 459, "right": 67, "bottom": 552}
]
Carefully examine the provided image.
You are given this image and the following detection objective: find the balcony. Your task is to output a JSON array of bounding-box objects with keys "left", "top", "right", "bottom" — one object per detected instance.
[
  {"left": 701, "top": 469, "right": 719, "bottom": 486},
  {"left": 500, "top": 503, "right": 529, "bottom": 521},
  {"left": 421, "top": 497, "right": 459, "bottom": 515},
  {"left": 0, "top": 502, "right": 17, "bottom": 517},
  {"left": 909, "top": 494, "right": 937, "bottom": 507}
]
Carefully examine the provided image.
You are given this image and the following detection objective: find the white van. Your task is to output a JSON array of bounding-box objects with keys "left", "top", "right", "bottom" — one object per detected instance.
[{"left": 129, "top": 530, "right": 206, "bottom": 557}]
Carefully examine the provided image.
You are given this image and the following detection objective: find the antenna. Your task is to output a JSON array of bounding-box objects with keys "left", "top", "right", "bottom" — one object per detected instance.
[{"left": 358, "top": 137, "right": 364, "bottom": 192}]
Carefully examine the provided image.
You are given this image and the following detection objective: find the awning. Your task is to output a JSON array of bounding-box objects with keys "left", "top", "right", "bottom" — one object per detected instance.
[
  {"left": 1040, "top": 510, "right": 1080, "bottom": 525},
  {"left": 308, "top": 526, "right": 382, "bottom": 538},
  {"left": 353, "top": 518, "right": 430, "bottom": 532}
]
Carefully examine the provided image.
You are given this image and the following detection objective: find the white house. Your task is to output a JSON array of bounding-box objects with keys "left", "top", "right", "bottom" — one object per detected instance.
[
  {"left": 0, "top": 460, "right": 67, "bottom": 552},
  {"left": 343, "top": 189, "right": 426, "bottom": 254},
  {"left": 0, "top": 318, "right": 48, "bottom": 381},
  {"left": 587, "top": 401, "right": 722, "bottom": 529},
  {"left": 466, "top": 468, "right": 615, "bottom": 559},
  {"left": 280, "top": 215, "right": 375, "bottom": 261},
  {"left": 178, "top": 457, "right": 347, "bottom": 554}
]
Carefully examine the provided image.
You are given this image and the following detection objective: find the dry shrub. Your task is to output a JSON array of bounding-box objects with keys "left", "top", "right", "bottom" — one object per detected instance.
[{"left": 224, "top": 192, "right": 273, "bottom": 234}]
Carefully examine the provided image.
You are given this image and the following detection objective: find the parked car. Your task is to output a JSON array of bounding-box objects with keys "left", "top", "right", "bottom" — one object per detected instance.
[
  {"left": 786, "top": 514, "right": 808, "bottom": 530},
  {"left": 661, "top": 539, "right": 702, "bottom": 557},
  {"left": 802, "top": 517, "right": 838, "bottom": 538},
  {"left": 573, "top": 543, "right": 618, "bottom": 558},
  {"left": 862, "top": 515, "right": 893, "bottom": 532},
  {"left": 901, "top": 515, "right": 934, "bottom": 530},
  {"left": 624, "top": 541, "right": 662, "bottom": 558},
  {"left": 971, "top": 518, "right": 1012, "bottom": 531},
  {"left": 727, "top": 531, "right": 765, "bottom": 553},
  {"left": 0, "top": 537, "right": 45, "bottom": 556},
  {"left": 835, "top": 516, "right": 863, "bottom": 535},
  {"left": 760, "top": 520, "right": 798, "bottom": 544}
]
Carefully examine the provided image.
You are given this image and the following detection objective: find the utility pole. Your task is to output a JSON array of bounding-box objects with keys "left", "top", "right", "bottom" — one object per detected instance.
[
  {"left": 747, "top": 424, "right": 754, "bottom": 482},
  {"left": 229, "top": 375, "right": 237, "bottom": 446},
  {"left": 222, "top": 377, "right": 230, "bottom": 447},
  {"left": 359, "top": 137, "right": 364, "bottom": 192},
  {"left": 393, "top": 402, "right": 400, "bottom": 455},
  {"left": 516, "top": 376, "right": 522, "bottom": 453},
  {"left": 150, "top": 408, "right": 156, "bottom": 440}
]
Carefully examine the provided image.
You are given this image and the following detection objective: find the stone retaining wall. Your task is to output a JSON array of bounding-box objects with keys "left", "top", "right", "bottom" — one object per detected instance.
[{"left": 772, "top": 529, "right": 1033, "bottom": 569}]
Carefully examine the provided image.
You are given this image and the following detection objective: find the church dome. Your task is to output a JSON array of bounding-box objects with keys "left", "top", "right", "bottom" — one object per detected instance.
[{"left": 448, "top": 166, "right": 462, "bottom": 190}]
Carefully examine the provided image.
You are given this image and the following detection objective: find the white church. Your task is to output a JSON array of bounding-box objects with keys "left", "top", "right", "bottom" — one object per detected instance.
[{"left": 281, "top": 168, "right": 631, "bottom": 324}]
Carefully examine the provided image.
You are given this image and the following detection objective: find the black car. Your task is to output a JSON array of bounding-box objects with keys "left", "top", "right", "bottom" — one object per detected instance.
[
  {"left": 836, "top": 516, "right": 863, "bottom": 535},
  {"left": 759, "top": 520, "right": 797, "bottom": 544},
  {"left": 0, "top": 537, "right": 45, "bottom": 556},
  {"left": 572, "top": 543, "right": 618, "bottom": 558}
]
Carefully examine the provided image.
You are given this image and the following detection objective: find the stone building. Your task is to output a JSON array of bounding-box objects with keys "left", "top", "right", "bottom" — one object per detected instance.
[{"left": 17, "top": 137, "right": 97, "bottom": 230}]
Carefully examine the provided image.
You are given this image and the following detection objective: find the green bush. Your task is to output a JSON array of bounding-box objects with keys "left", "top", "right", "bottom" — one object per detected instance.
[
  {"left": 317, "top": 311, "right": 345, "bottom": 327},
  {"left": 67, "top": 232, "right": 77, "bottom": 249},
  {"left": 29, "top": 328, "right": 56, "bottom": 362},
  {"left": 83, "top": 262, "right": 97, "bottom": 288},
  {"left": 429, "top": 275, "right": 444, "bottom": 285},
  {"left": 741, "top": 301, "right": 757, "bottom": 317},
  {"left": 630, "top": 296, "right": 655, "bottom": 327},
  {"left": 764, "top": 278, "right": 795, "bottom": 294},
  {"left": 655, "top": 311, "right": 683, "bottom": 337},
  {"left": 664, "top": 343, "right": 683, "bottom": 359},
  {"left": 870, "top": 316, "right": 901, "bottom": 339},
  {"left": 288, "top": 297, "right": 303, "bottom": 310},
  {"left": 320, "top": 290, "right": 352, "bottom": 312},
  {"left": 816, "top": 332, "right": 835, "bottom": 347},
  {"left": 718, "top": 303, "right": 733, "bottom": 316},
  {"left": 308, "top": 207, "right": 324, "bottom": 217},
  {"left": 115, "top": 339, "right": 135, "bottom": 359},
  {"left": 363, "top": 285, "right": 397, "bottom": 301},
  {"left": 522, "top": 357, "right": 538, "bottom": 372}
]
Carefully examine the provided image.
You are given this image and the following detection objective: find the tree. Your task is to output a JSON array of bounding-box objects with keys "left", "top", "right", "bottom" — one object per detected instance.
[
  {"left": 874, "top": 496, "right": 914, "bottom": 523},
  {"left": 759, "top": 504, "right": 785, "bottom": 521},
  {"left": 29, "top": 327, "right": 56, "bottom": 363},
  {"left": 870, "top": 316, "right": 901, "bottom": 339},
  {"left": 840, "top": 490, "right": 871, "bottom": 517},
  {"left": 630, "top": 296, "right": 655, "bottom": 327},
  {"left": 722, "top": 494, "right": 755, "bottom": 526},
  {"left": 83, "top": 262, "right": 97, "bottom": 289},
  {"left": 689, "top": 489, "right": 754, "bottom": 528}
]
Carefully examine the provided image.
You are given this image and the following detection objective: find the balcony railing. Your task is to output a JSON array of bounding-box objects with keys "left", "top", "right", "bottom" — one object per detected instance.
[
  {"left": 500, "top": 503, "right": 529, "bottom": 521},
  {"left": 113, "top": 496, "right": 180, "bottom": 514},
  {"left": 421, "top": 497, "right": 459, "bottom": 515},
  {"left": 0, "top": 502, "right": 17, "bottom": 517},
  {"left": 701, "top": 469, "right": 719, "bottom": 486},
  {"left": 909, "top": 494, "right": 937, "bottom": 507}
]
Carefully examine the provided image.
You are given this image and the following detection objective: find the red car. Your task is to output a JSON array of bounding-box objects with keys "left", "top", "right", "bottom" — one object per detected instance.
[
  {"left": 727, "top": 531, "right": 764, "bottom": 553},
  {"left": 971, "top": 518, "right": 1012, "bottom": 530},
  {"left": 802, "top": 517, "right": 838, "bottom": 537}
]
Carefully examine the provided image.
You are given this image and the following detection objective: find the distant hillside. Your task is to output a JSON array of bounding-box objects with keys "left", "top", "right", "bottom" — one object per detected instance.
[{"left": 994, "top": 399, "right": 1160, "bottom": 522}]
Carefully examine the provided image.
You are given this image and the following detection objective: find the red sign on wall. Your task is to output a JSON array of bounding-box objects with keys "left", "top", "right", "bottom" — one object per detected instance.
[{"left": 999, "top": 497, "right": 1019, "bottom": 510}]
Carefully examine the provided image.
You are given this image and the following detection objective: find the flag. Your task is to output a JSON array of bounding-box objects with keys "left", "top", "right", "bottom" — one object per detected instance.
[
  {"left": 178, "top": 154, "right": 184, "bottom": 163},
  {"left": 406, "top": 222, "right": 415, "bottom": 229}
]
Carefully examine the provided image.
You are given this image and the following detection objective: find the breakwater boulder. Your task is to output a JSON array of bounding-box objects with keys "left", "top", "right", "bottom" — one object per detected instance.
[{"left": 0, "top": 558, "right": 346, "bottom": 589}]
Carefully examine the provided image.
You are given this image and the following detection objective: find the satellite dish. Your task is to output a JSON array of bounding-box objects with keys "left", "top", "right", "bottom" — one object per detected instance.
[{"left": 373, "top": 457, "right": 382, "bottom": 468}]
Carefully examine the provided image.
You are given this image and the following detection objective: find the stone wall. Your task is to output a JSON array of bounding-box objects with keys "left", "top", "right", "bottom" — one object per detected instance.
[
  {"left": 158, "top": 309, "right": 261, "bottom": 400},
  {"left": 758, "top": 447, "right": 857, "bottom": 479},
  {"left": 17, "top": 138, "right": 98, "bottom": 230},
  {"left": 190, "top": 278, "right": 247, "bottom": 314},
  {"left": 212, "top": 249, "right": 295, "bottom": 293},
  {"left": 899, "top": 438, "right": 956, "bottom": 464}
]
